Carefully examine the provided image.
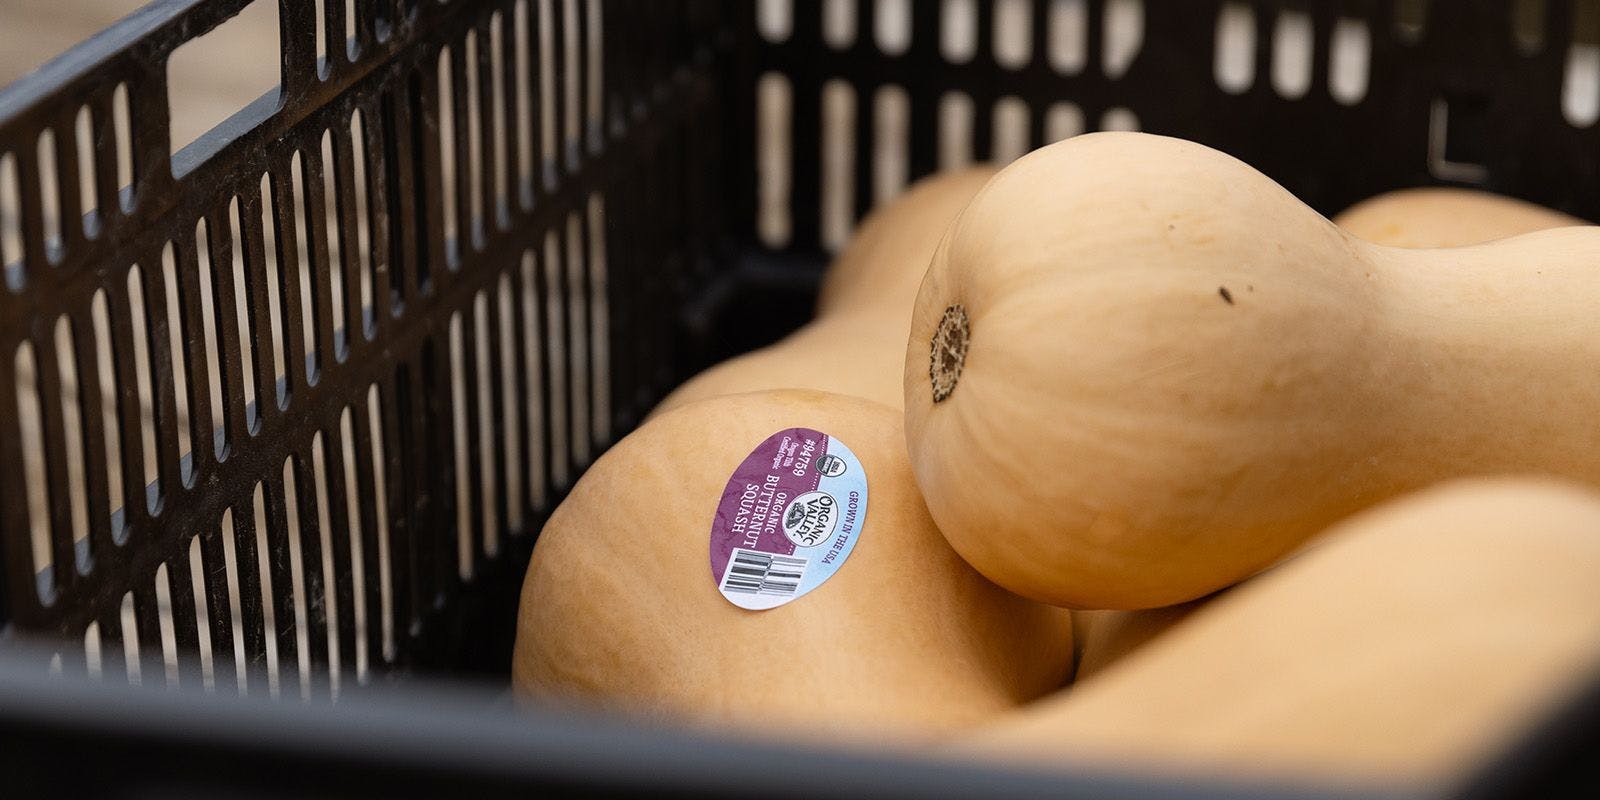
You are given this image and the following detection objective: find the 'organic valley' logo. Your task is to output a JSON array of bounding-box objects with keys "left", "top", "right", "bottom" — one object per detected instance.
[{"left": 781, "top": 491, "right": 839, "bottom": 548}]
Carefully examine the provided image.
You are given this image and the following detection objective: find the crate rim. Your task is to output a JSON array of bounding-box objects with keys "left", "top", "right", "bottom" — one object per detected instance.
[{"left": 0, "top": 636, "right": 1419, "bottom": 800}]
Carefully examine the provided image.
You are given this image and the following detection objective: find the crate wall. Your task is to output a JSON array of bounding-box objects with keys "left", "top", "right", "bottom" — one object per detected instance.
[
  {"left": 738, "top": 0, "right": 1600, "bottom": 267},
  {"left": 0, "top": 0, "right": 730, "bottom": 695}
]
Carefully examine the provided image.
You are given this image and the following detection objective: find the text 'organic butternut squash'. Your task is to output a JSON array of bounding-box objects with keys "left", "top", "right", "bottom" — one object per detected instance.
[
  {"left": 955, "top": 479, "right": 1600, "bottom": 785},
  {"left": 515, "top": 390, "right": 1074, "bottom": 743},
  {"left": 905, "top": 132, "right": 1600, "bottom": 608}
]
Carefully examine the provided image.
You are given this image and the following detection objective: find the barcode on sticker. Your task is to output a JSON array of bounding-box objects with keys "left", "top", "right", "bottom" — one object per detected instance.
[{"left": 720, "top": 548, "right": 809, "bottom": 597}]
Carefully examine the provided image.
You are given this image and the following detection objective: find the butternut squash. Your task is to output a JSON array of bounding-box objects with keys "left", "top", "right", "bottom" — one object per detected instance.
[
  {"left": 1072, "top": 601, "right": 1208, "bottom": 684},
  {"left": 816, "top": 166, "right": 1001, "bottom": 320},
  {"left": 955, "top": 479, "right": 1600, "bottom": 784},
  {"left": 514, "top": 390, "right": 1074, "bottom": 742},
  {"left": 652, "top": 314, "right": 907, "bottom": 414},
  {"left": 905, "top": 131, "right": 1600, "bottom": 608},
  {"left": 654, "top": 167, "right": 997, "bottom": 415},
  {"left": 1072, "top": 542, "right": 1329, "bottom": 680},
  {"left": 1334, "top": 187, "right": 1584, "bottom": 248}
]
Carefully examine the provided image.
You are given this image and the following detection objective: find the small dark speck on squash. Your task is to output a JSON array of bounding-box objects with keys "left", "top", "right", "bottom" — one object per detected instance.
[{"left": 1219, "top": 286, "right": 1234, "bottom": 305}]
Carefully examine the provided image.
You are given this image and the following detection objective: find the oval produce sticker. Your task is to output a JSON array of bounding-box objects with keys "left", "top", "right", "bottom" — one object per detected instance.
[{"left": 708, "top": 428, "right": 868, "bottom": 610}]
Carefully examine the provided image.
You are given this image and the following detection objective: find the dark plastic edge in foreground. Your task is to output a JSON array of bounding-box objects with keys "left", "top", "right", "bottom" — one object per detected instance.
[
  {"left": 1448, "top": 663, "right": 1600, "bottom": 800},
  {"left": 0, "top": 640, "right": 1408, "bottom": 800}
]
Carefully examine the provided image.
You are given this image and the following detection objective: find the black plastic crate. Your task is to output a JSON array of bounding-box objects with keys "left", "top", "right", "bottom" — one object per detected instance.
[{"left": 0, "top": 0, "right": 1596, "bottom": 796}]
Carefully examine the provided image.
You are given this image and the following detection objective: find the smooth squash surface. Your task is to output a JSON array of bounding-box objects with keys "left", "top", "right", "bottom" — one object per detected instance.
[
  {"left": 1071, "top": 601, "right": 1208, "bottom": 683},
  {"left": 654, "top": 167, "right": 997, "bottom": 416},
  {"left": 905, "top": 131, "right": 1600, "bottom": 608},
  {"left": 1335, "top": 187, "right": 1585, "bottom": 248},
  {"left": 652, "top": 315, "right": 907, "bottom": 414},
  {"left": 514, "top": 390, "right": 1075, "bottom": 743},
  {"left": 816, "top": 166, "right": 1000, "bottom": 320},
  {"left": 954, "top": 479, "right": 1600, "bottom": 784}
]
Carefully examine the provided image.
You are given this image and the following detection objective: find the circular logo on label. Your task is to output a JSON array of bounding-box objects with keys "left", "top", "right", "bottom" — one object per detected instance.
[
  {"left": 816, "top": 454, "right": 847, "bottom": 477},
  {"left": 781, "top": 491, "right": 839, "bottom": 548}
]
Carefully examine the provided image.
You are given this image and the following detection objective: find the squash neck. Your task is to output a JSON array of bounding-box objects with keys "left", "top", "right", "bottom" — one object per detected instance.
[{"left": 1363, "top": 233, "right": 1600, "bottom": 479}]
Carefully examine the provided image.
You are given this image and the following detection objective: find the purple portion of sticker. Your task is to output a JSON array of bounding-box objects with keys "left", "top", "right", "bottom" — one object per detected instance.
[
  {"left": 709, "top": 429, "right": 827, "bottom": 581},
  {"left": 709, "top": 427, "right": 869, "bottom": 610}
]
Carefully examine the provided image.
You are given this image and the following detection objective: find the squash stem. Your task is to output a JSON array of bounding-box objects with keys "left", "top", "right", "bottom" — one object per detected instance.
[{"left": 930, "top": 304, "right": 970, "bottom": 403}]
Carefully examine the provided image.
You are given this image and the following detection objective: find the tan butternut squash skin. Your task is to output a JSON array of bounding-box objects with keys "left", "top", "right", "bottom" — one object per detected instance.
[
  {"left": 1334, "top": 187, "right": 1585, "bottom": 248},
  {"left": 1072, "top": 547, "right": 1326, "bottom": 680},
  {"left": 652, "top": 315, "right": 907, "bottom": 415},
  {"left": 654, "top": 168, "right": 997, "bottom": 416},
  {"left": 1071, "top": 601, "right": 1208, "bottom": 683},
  {"left": 514, "top": 390, "right": 1075, "bottom": 743},
  {"left": 816, "top": 166, "right": 1001, "bottom": 321},
  {"left": 905, "top": 132, "right": 1600, "bottom": 608},
  {"left": 954, "top": 479, "right": 1600, "bottom": 784}
]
